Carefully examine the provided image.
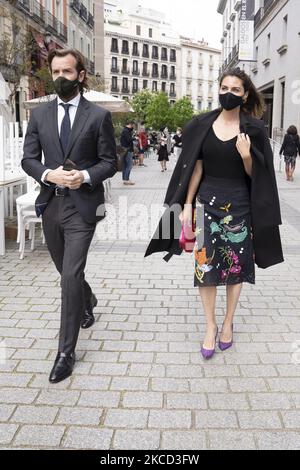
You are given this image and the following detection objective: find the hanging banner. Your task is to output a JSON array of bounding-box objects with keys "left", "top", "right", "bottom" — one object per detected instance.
[{"left": 239, "top": 0, "right": 255, "bottom": 61}]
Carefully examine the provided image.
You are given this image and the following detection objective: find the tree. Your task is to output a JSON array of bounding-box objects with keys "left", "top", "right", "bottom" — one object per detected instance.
[
  {"left": 0, "top": 2, "right": 43, "bottom": 108},
  {"left": 169, "top": 96, "right": 195, "bottom": 130},
  {"left": 145, "top": 92, "right": 171, "bottom": 130},
  {"left": 131, "top": 89, "right": 154, "bottom": 123}
]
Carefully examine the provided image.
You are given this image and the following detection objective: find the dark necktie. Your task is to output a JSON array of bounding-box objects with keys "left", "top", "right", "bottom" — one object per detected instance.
[{"left": 59, "top": 103, "right": 71, "bottom": 155}]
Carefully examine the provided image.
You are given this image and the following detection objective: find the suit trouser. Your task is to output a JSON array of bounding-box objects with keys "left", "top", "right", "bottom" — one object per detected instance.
[{"left": 42, "top": 193, "right": 96, "bottom": 354}]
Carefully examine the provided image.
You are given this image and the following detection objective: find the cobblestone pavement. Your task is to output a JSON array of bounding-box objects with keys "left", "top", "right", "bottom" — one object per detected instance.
[{"left": 0, "top": 152, "right": 300, "bottom": 450}]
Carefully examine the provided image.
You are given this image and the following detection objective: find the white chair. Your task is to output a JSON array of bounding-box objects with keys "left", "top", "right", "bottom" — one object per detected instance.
[{"left": 16, "top": 177, "right": 45, "bottom": 259}]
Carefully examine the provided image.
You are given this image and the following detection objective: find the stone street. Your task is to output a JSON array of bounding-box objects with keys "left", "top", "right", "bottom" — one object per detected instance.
[{"left": 0, "top": 151, "right": 300, "bottom": 450}]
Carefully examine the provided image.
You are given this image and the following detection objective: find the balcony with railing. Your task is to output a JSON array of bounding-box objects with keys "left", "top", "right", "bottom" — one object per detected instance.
[
  {"left": 71, "top": 0, "right": 80, "bottom": 14},
  {"left": 121, "top": 67, "right": 130, "bottom": 75},
  {"left": 16, "top": 0, "right": 30, "bottom": 13},
  {"left": 111, "top": 85, "right": 119, "bottom": 92},
  {"left": 255, "top": 0, "right": 278, "bottom": 28},
  {"left": 16, "top": 0, "right": 68, "bottom": 42},
  {"left": 121, "top": 87, "right": 130, "bottom": 94},
  {"left": 170, "top": 73, "right": 176, "bottom": 80},
  {"left": 87, "top": 12, "right": 94, "bottom": 29},
  {"left": 80, "top": 3, "right": 88, "bottom": 22},
  {"left": 170, "top": 91, "right": 176, "bottom": 98},
  {"left": 142, "top": 70, "right": 150, "bottom": 77},
  {"left": 31, "top": 0, "right": 46, "bottom": 25},
  {"left": 111, "top": 67, "right": 119, "bottom": 73},
  {"left": 132, "top": 69, "right": 140, "bottom": 76}
]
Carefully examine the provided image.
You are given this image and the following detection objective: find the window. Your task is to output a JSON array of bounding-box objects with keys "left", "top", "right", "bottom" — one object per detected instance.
[
  {"left": 111, "top": 77, "right": 118, "bottom": 91},
  {"left": 132, "top": 42, "right": 139, "bottom": 56},
  {"left": 152, "top": 46, "right": 158, "bottom": 59},
  {"left": 143, "top": 62, "right": 149, "bottom": 76},
  {"left": 143, "top": 80, "right": 148, "bottom": 89},
  {"left": 170, "top": 83, "right": 175, "bottom": 96},
  {"left": 161, "top": 65, "right": 168, "bottom": 79},
  {"left": 198, "top": 101, "right": 202, "bottom": 111},
  {"left": 143, "top": 44, "right": 149, "bottom": 58},
  {"left": 133, "top": 79, "right": 138, "bottom": 93},
  {"left": 111, "top": 38, "right": 118, "bottom": 53},
  {"left": 122, "top": 58, "right": 129, "bottom": 74},
  {"left": 122, "top": 77, "right": 129, "bottom": 92},
  {"left": 170, "top": 49, "right": 176, "bottom": 62},
  {"left": 161, "top": 82, "right": 166, "bottom": 92},
  {"left": 149, "top": 28, "right": 153, "bottom": 38},
  {"left": 208, "top": 102, "right": 212, "bottom": 110},
  {"left": 132, "top": 60, "right": 139, "bottom": 74},
  {"left": 111, "top": 57, "right": 118, "bottom": 72},
  {"left": 72, "top": 30, "right": 76, "bottom": 48},
  {"left": 152, "top": 81, "right": 158, "bottom": 92},
  {"left": 161, "top": 47, "right": 167, "bottom": 60},
  {"left": 87, "top": 43, "right": 91, "bottom": 60},
  {"left": 152, "top": 63, "right": 158, "bottom": 77},
  {"left": 122, "top": 40, "right": 129, "bottom": 54},
  {"left": 136, "top": 25, "right": 141, "bottom": 36}
]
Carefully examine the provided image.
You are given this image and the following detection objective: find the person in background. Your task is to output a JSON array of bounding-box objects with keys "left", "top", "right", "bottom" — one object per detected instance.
[
  {"left": 280, "top": 125, "right": 300, "bottom": 182},
  {"left": 157, "top": 127, "right": 169, "bottom": 172},
  {"left": 138, "top": 126, "right": 148, "bottom": 167},
  {"left": 120, "top": 120, "right": 135, "bottom": 185},
  {"left": 173, "top": 127, "right": 183, "bottom": 161}
]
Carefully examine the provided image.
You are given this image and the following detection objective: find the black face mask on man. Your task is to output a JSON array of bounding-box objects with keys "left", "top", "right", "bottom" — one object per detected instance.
[
  {"left": 53, "top": 76, "right": 79, "bottom": 100},
  {"left": 219, "top": 92, "right": 245, "bottom": 111}
]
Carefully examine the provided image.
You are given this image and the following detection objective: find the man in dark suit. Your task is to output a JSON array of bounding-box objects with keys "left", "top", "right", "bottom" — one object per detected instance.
[{"left": 22, "top": 48, "right": 117, "bottom": 383}]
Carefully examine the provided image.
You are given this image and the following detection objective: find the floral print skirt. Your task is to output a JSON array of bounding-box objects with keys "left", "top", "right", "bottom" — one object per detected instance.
[{"left": 194, "top": 175, "right": 255, "bottom": 288}]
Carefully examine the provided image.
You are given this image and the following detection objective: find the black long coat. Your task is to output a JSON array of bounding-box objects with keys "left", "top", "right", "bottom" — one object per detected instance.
[{"left": 145, "top": 109, "right": 284, "bottom": 269}]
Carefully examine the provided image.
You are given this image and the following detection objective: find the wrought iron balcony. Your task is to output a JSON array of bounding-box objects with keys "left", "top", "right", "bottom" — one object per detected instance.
[
  {"left": 121, "top": 87, "right": 130, "bottom": 94},
  {"left": 111, "top": 85, "right": 119, "bottom": 92},
  {"left": 87, "top": 13, "right": 94, "bottom": 29},
  {"left": 80, "top": 3, "right": 88, "bottom": 22},
  {"left": 142, "top": 70, "right": 150, "bottom": 77},
  {"left": 121, "top": 68, "right": 130, "bottom": 75},
  {"left": 16, "top": 0, "right": 30, "bottom": 13},
  {"left": 132, "top": 69, "right": 140, "bottom": 76},
  {"left": 111, "top": 67, "right": 119, "bottom": 73},
  {"left": 71, "top": 0, "right": 80, "bottom": 14}
]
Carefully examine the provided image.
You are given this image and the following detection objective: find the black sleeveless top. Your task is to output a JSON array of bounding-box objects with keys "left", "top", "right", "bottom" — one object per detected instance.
[{"left": 198, "top": 127, "right": 247, "bottom": 180}]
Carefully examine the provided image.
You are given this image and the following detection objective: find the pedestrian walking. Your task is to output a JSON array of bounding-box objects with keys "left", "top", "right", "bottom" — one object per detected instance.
[
  {"left": 137, "top": 126, "right": 148, "bottom": 167},
  {"left": 157, "top": 127, "right": 169, "bottom": 172},
  {"left": 120, "top": 120, "right": 136, "bottom": 185},
  {"left": 173, "top": 127, "right": 183, "bottom": 161},
  {"left": 21, "top": 48, "right": 117, "bottom": 383},
  {"left": 280, "top": 125, "right": 300, "bottom": 182},
  {"left": 145, "top": 68, "right": 284, "bottom": 360}
]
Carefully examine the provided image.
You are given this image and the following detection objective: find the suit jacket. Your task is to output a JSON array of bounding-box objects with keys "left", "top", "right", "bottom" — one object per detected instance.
[
  {"left": 145, "top": 108, "right": 284, "bottom": 269},
  {"left": 22, "top": 96, "right": 117, "bottom": 224}
]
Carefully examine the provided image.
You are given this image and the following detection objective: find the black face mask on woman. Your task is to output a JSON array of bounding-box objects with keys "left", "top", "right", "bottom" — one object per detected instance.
[
  {"left": 219, "top": 92, "right": 244, "bottom": 111},
  {"left": 53, "top": 76, "right": 79, "bottom": 100}
]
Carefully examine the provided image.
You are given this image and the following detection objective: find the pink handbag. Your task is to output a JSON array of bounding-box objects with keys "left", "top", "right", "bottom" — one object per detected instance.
[{"left": 179, "top": 209, "right": 196, "bottom": 253}]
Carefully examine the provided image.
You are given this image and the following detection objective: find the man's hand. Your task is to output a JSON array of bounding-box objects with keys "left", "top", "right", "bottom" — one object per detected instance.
[
  {"left": 45, "top": 167, "right": 84, "bottom": 189},
  {"left": 64, "top": 170, "right": 84, "bottom": 190}
]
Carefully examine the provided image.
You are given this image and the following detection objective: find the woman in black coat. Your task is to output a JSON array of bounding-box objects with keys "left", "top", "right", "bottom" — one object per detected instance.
[
  {"left": 280, "top": 125, "right": 300, "bottom": 182},
  {"left": 145, "top": 68, "right": 284, "bottom": 360}
]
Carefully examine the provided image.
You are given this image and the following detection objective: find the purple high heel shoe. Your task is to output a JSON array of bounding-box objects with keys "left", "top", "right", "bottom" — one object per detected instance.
[
  {"left": 219, "top": 323, "right": 234, "bottom": 351},
  {"left": 201, "top": 327, "right": 218, "bottom": 360}
]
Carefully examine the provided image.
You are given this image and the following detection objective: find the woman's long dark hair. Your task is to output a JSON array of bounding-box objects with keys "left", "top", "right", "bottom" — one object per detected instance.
[
  {"left": 220, "top": 68, "right": 265, "bottom": 118},
  {"left": 287, "top": 125, "right": 298, "bottom": 136}
]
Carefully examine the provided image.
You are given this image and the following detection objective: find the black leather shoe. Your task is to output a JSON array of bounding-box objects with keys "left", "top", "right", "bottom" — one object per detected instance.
[
  {"left": 49, "top": 352, "right": 75, "bottom": 384},
  {"left": 81, "top": 293, "right": 98, "bottom": 329}
]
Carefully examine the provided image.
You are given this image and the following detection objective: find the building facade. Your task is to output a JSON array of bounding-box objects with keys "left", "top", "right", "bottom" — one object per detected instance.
[
  {"left": 217, "top": 0, "right": 300, "bottom": 137},
  {"left": 94, "top": 0, "right": 105, "bottom": 79},
  {"left": 68, "top": 0, "right": 95, "bottom": 75},
  {"left": 103, "top": 0, "right": 181, "bottom": 103},
  {"left": 0, "top": 0, "right": 68, "bottom": 120},
  {"left": 181, "top": 38, "right": 221, "bottom": 112}
]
